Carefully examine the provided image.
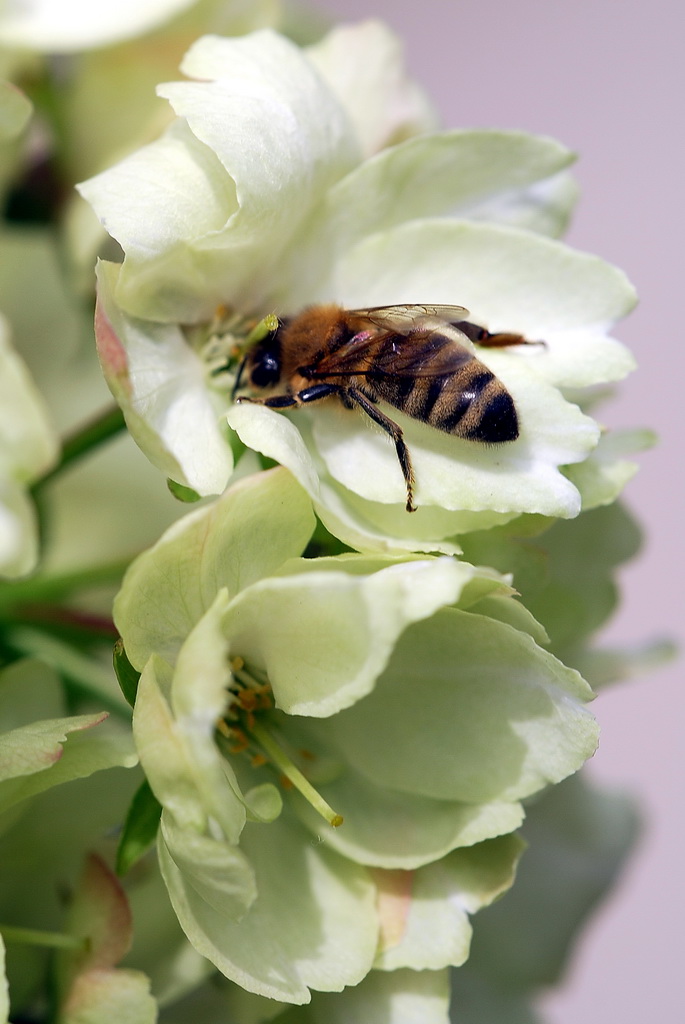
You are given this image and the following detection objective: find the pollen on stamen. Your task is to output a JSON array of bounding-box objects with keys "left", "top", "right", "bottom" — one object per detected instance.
[
  {"left": 216, "top": 718, "right": 232, "bottom": 739},
  {"left": 227, "top": 728, "right": 250, "bottom": 755}
]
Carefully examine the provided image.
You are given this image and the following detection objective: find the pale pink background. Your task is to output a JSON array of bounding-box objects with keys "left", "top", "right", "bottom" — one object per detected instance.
[{"left": 314, "top": 1, "right": 684, "bottom": 1019}]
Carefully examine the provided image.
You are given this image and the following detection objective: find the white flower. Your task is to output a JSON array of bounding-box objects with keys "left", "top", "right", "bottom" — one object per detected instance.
[{"left": 80, "top": 25, "right": 635, "bottom": 553}]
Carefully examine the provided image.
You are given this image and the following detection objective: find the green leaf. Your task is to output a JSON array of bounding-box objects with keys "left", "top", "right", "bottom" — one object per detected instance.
[
  {"left": 166, "top": 478, "right": 201, "bottom": 503},
  {"left": 116, "top": 778, "right": 162, "bottom": 876},
  {"left": 113, "top": 638, "right": 141, "bottom": 708}
]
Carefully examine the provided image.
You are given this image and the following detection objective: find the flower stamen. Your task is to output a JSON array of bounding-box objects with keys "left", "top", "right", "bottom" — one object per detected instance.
[{"left": 220, "top": 660, "right": 344, "bottom": 828}]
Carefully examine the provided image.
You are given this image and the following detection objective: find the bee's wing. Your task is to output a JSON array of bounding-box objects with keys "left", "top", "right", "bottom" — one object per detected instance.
[
  {"left": 310, "top": 324, "right": 476, "bottom": 380},
  {"left": 349, "top": 304, "right": 470, "bottom": 334}
]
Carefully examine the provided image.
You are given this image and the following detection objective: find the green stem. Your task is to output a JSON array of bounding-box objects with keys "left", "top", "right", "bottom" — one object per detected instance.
[
  {"left": 4, "top": 625, "right": 130, "bottom": 719},
  {"left": 0, "top": 559, "right": 130, "bottom": 613},
  {"left": 0, "top": 925, "right": 88, "bottom": 952},
  {"left": 249, "top": 722, "right": 343, "bottom": 828},
  {"left": 33, "top": 404, "right": 126, "bottom": 492}
]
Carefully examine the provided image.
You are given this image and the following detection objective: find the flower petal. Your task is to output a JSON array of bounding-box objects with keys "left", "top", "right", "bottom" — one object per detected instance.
[
  {"left": 0, "top": 0, "right": 198, "bottom": 52},
  {"left": 331, "top": 608, "right": 598, "bottom": 804},
  {"left": 224, "top": 556, "right": 481, "bottom": 716},
  {"left": 374, "top": 833, "right": 524, "bottom": 970},
  {"left": 307, "top": 20, "right": 438, "bottom": 158},
  {"left": 289, "top": 746, "right": 525, "bottom": 869},
  {"left": 158, "top": 809, "right": 378, "bottom": 1002},
  {"left": 306, "top": 967, "right": 451, "bottom": 1024},
  {"left": 115, "top": 469, "right": 315, "bottom": 670},
  {"left": 81, "top": 31, "right": 358, "bottom": 322},
  {"left": 332, "top": 219, "right": 636, "bottom": 333},
  {"left": 95, "top": 260, "right": 233, "bottom": 495},
  {"left": 160, "top": 812, "right": 256, "bottom": 921}
]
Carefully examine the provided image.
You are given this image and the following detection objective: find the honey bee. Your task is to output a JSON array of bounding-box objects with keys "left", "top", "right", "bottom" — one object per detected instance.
[{"left": 234, "top": 304, "right": 534, "bottom": 512}]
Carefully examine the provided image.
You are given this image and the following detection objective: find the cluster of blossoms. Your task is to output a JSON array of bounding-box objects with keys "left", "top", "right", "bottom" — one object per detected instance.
[{"left": 0, "top": 5, "right": 655, "bottom": 1024}]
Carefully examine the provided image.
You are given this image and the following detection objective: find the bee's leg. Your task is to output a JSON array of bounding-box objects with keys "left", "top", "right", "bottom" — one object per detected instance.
[
  {"left": 236, "top": 393, "right": 298, "bottom": 409},
  {"left": 347, "top": 387, "right": 417, "bottom": 513},
  {"left": 452, "top": 321, "right": 545, "bottom": 349},
  {"left": 236, "top": 383, "right": 341, "bottom": 409}
]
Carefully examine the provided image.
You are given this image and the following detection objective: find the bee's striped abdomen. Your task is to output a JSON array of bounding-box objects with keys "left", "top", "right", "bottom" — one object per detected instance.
[{"left": 370, "top": 357, "right": 519, "bottom": 444}]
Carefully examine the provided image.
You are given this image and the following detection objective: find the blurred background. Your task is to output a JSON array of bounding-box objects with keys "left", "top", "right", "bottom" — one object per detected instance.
[{"left": 312, "top": 0, "right": 683, "bottom": 1020}]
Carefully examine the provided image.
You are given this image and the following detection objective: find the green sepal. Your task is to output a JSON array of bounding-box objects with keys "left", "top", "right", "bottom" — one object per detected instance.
[
  {"left": 113, "top": 638, "right": 140, "bottom": 708},
  {"left": 116, "top": 776, "right": 162, "bottom": 876},
  {"left": 167, "top": 478, "right": 202, "bottom": 503}
]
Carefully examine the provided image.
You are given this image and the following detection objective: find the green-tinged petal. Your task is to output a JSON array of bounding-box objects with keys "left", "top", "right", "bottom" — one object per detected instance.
[
  {"left": 465, "top": 594, "right": 549, "bottom": 647},
  {"left": 115, "top": 469, "right": 314, "bottom": 669},
  {"left": 374, "top": 834, "right": 524, "bottom": 970},
  {"left": 566, "top": 426, "right": 654, "bottom": 511},
  {"left": 330, "top": 609, "right": 598, "bottom": 804},
  {"left": 460, "top": 774, "right": 639, "bottom": 992},
  {"left": 172, "top": 589, "right": 270, "bottom": 836},
  {"left": 158, "top": 809, "right": 378, "bottom": 1003},
  {"left": 81, "top": 31, "right": 358, "bottom": 322},
  {"left": 95, "top": 260, "right": 233, "bottom": 495},
  {"left": 225, "top": 556, "right": 478, "bottom": 716},
  {"left": 288, "top": 744, "right": 525, "bottom": 868},
  {"left": 132, "top": 650, "right": 245, "bottom": 841},
  {"left": 307, "top": 20, "right": 438, "bottom": 158},
  {"left": 277, "top": 967, "right": 452, "bottom": 1024},
  {"left": 160, "top": 812, "right": 256, "bottom": 922},
  {"left": 0, "top": 81, "right": 31, "bottom": 140},
  {"left": 0, "top": 0, "right": 198, "bottom": 51}
]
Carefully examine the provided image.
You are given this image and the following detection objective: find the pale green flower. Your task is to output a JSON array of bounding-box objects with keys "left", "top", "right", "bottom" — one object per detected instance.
[
  {"left": 115, "top": 468, "right": 598, "bottom": 1003},
  {"left": 75, "top": 25, "right": 634, "bottom": 553},
  {"left": 0, "top": 316, "right": 58, "bottom": 577}
]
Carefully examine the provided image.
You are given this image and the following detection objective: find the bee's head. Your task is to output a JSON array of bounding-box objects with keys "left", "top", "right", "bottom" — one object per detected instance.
[
  {"left": 248, "top": 336, "right": 282, "bottom": 389},
  {"left": 233, "top": 325, "right": 283, "bottom": 398}
]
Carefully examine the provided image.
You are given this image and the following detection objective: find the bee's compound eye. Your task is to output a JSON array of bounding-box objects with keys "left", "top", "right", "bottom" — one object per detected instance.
[{"left": 250, "top": 350, "right": 281, "bottom": 388}]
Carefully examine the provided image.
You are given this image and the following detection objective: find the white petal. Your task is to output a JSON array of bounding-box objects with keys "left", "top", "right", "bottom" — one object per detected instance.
[
  {"left": 307, "top": 20, "right": 438, "bottom": 157},
  {"left": 0, "top": 0, "right": 198, "bottom": 52}
]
